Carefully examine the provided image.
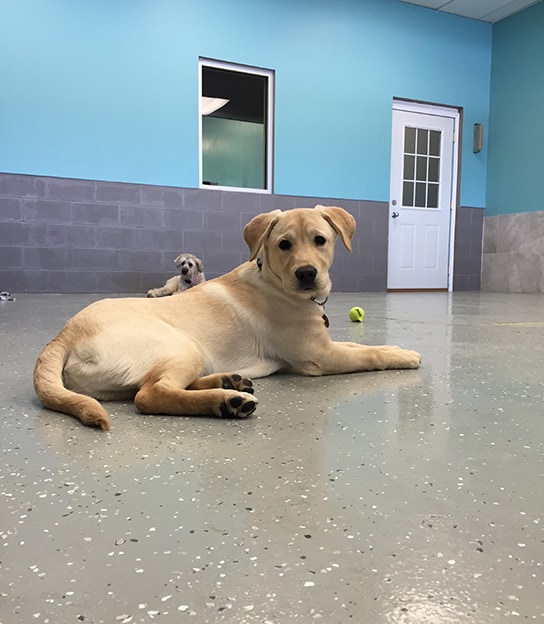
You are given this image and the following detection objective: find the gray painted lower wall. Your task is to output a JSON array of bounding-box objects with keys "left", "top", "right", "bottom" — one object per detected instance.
[
  {"left": 482, "top": 211, "right": 544, "bottom": 293},
  {"left": 0, "top": 172, "right": 482, "bottom": 293},
  {"left": 453, "top": 206, "right": 484, "bottom": 291}
]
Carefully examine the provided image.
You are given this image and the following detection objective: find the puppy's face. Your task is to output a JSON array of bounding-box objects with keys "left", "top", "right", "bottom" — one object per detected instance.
[
  {"left": 244, "top": 206, "right": 355, "bottom": 301},
  {"left": 265, "top": 211, "right": 335, "bottom": 299},
  {"left": 174, "top": 254, "right": 203, "bottom": 280}
]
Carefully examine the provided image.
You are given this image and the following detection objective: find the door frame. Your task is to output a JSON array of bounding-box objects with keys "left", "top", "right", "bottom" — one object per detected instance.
[{"left": 390, "top": 99, "right": 461, "bottom": 292}]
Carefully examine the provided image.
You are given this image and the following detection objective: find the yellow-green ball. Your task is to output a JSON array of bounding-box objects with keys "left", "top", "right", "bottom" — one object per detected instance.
[{"left": 349, "top": 306, "right": 365, "bottom": 323}]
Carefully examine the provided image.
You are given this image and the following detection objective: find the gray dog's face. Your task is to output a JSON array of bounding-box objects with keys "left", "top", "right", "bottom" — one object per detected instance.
[{"left": 174, "top": 254, "right": 203, "bottom": 280}]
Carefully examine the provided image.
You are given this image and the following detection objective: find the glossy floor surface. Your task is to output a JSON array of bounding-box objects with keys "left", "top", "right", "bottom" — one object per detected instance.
[{"left": 1, "top": 292, "right": 543, "bottom": 623}]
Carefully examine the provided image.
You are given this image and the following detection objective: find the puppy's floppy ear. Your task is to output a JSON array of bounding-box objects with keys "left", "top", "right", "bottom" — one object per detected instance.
[
  {"left": 243, "top": 210, "right": 282, "bottom": 260},
  {"left": 195, "top": 257, "right": 204, "bottom": 272},
  {"left": 174, "top": 254, "right": 184, "bottom": 268},
  {"left": 315, "top": 205, "right": 356, "bottom": 252}
]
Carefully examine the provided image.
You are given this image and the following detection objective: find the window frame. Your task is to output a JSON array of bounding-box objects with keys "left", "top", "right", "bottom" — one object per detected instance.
[{"left": 198, "top": 57, "right": 275, "bottom": 194}]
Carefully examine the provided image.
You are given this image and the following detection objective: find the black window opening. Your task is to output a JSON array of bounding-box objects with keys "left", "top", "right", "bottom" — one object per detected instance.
[{"left": 200, "top": 59, "right": 274, "bottom": 192}]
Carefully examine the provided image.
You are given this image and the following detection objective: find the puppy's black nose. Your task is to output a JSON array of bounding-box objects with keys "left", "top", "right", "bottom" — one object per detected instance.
[
  {"left": 295, "top": 265, "right": 317, "bottom": 287},
  {"left": 181, "top": 267, "right": 189, "bottom": 275}
]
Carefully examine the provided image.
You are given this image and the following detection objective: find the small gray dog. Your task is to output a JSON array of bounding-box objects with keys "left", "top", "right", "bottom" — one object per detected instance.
[{"left": 147, "top": 253, "right": 206, "bottom": 298}]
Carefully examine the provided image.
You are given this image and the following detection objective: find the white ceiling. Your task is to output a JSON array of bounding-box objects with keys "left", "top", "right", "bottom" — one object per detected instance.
[{"left": 399, "top": 0, "right": 542, "bottom": 22}]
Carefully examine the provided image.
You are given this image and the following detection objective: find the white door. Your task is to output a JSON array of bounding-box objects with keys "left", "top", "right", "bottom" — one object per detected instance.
[{"left": 387, "top": 105, "right": 457, "bottom": 290}]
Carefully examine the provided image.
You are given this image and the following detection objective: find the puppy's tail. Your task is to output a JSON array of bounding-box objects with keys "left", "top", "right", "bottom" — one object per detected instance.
[{"left": 33, "top": 334, "right": 111, "bottom": 431}]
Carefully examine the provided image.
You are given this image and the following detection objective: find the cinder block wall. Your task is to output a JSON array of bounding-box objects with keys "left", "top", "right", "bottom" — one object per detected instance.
[
  {"left": 482, "top": 212, "right": 544, "bottom": 292},
  {"left": 453, "top": 206, "right": 484, "bottom": 291},
  {"left": 0, "top": 173, "right": 482, "bottom": 293}
]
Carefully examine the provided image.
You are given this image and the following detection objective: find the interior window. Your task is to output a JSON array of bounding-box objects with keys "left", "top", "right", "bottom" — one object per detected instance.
[{"left": 199, "top": 58, "right": 274, "bottom": 193}]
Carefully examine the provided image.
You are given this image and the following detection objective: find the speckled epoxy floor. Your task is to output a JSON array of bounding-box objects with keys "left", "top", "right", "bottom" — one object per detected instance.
[{"left": 1, "top": 292, "right": 544, "bottom": 623}]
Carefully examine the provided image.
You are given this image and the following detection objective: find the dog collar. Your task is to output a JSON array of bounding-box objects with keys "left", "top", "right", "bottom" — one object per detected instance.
[
  {"left": 311, "top": 295, "right": 328, "bottom": 306},
  {"left": 185, "top": 273, "right": 202, "bottom": 286},
  {"left": 311, "top": 295, "right": 329, "bottom": 327}
]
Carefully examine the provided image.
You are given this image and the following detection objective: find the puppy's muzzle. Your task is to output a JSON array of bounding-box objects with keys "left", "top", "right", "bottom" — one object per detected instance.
[
  {"left": 181, "top": 267, "right": 189, "bottom": 275},
  {"left": 295, "top": 265, "right": 318, "bottom": 290}
]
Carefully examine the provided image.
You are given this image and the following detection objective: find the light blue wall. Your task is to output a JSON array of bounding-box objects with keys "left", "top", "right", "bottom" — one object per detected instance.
[
  {"left": 487, "top": 2, "right": 544, "bottom": 216},
  {"left": 0, "top": 0, "right": 491, "bottom": 206}
]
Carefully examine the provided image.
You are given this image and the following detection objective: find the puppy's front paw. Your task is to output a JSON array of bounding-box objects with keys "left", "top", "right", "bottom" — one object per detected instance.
[
  {"left": 221, "top": 374, "right": 254, "bottom": 394},
  {"left": 379, "top": 346, "right": 422, "bottom": 370},
  {"left": 403, "top": 349, "right": 422, "bottom": 369}
]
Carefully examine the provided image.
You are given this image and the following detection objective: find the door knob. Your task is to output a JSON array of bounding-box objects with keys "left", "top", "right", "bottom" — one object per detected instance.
[{"left": 392, "top": 211, "right": 400, "bottom": 218}]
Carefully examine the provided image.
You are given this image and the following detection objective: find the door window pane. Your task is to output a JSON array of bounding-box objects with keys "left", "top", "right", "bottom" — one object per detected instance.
[
  {"left": 429, "top": 130, "right": 441, "bottom": 156},
  {"left": 403, "top": 181, "right": 414, "bottom": 206},
  {"left": 404, "top": 127, "right": 416, "bottom": 153},
  {"left": 416, "top": 129, "right": 428, "bottom": 155},
  {"left": 415, "top": 182, "right": 426, "bottom": 207},
  {"left": 404, "top": 155, "right": 415, "bottom": 179},
  {"left": 427, "top": 183, "right": 439, "bottom": 208},
  {"left": 416, "top": 156, "right": 427, "bottom": 181},
  {"left": 428, "top": 157, "right": 439, "bottom": 182}
]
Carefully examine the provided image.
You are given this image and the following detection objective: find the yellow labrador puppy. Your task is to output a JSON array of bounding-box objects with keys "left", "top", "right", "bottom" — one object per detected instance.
[{"left": 34, "top": 205, "right": 421, "bottom": 431}]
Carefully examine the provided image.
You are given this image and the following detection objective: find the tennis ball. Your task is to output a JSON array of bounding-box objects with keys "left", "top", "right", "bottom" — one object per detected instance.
[{"left": 349, "top": 306, "right": 365, "bottom": 322}]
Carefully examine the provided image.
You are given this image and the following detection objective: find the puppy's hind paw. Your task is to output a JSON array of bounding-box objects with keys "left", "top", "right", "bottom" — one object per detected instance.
[{"left": 216, "top": 392, "right": 258, "bottom": 419}]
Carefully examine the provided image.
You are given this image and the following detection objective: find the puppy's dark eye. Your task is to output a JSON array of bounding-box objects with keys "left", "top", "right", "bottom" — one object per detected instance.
[
  {"left": 279, "top": 240, "right": 292, "bottom": 251},
  {"left": 315, "top": 235, "right": 326, "bottom": 246}
]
